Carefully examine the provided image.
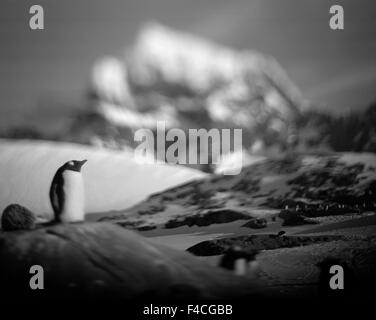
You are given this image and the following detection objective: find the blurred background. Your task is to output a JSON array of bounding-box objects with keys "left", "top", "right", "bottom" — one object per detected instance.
[
  {"left": 0, "top": 0, "right": 375, "bottom": 159},
  {"left": 0, "top": 0, "right": 376, "bottom": 262}
]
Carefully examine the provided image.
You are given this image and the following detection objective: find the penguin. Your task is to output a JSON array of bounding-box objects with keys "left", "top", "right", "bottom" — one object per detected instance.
[
  {"left": 49, "top": 160, "right": 87, "bottom": 223},
  {"left": 219, "top": 246, "right": 260, "bottom": 277}
]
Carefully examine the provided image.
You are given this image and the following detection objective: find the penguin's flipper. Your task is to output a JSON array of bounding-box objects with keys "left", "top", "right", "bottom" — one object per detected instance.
[{"left": 49, "top": 172, "right": 63, "bottom": 215}]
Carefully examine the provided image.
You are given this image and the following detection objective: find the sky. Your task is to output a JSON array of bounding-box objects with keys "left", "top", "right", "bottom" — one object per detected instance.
[{"left": 0, "top": 0, "right": 375, "bottom": 128}]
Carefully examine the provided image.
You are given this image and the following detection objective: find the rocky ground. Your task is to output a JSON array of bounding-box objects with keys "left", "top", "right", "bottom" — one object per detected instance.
[
  {"left": 94, "top": 152, "right": 376, "bottom": 299},
  {"left": 0, "top": 222, "right": 262, "bottom": 300},
  {"left": 99, "top": 152, "right": 376, "bottom": 231}
]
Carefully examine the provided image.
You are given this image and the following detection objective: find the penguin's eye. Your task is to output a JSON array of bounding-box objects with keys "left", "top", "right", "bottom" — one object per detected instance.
[{"left": 68, "top": 161, "right": 74, "bottom": 166}]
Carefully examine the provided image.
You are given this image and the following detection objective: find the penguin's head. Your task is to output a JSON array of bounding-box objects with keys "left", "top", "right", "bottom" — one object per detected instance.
[{"left": 62, "top": 159, "right": 88, "bottom": 172}]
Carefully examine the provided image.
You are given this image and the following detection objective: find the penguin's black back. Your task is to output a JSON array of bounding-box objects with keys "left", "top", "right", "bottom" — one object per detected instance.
[{"left": 49, "top": 167, "right": 65, "bottom": 219}]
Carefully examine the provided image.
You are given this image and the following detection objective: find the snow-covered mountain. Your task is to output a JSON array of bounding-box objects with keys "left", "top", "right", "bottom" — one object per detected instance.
[
  {"left": 3, "top": 23, "right": 374, "bottom": 163},
  {"left": 70, "top": 23, "right": 307, "bottom": 156},
  {"left": 67, "top": 23, "right": 376, "bottom": 158}
]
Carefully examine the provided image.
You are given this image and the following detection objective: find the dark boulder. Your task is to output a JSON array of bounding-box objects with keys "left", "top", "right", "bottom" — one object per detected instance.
[
  {"left": 0, "top": 222, "right": 261, "bottom": 300},
  {"left": 278, "top": 209, "right": 317, "bottom": 226},
  {"left": 187, "top": 234, "right": 344, "bottom": 256},
  {"left": 242, "top": 218, "right": 267, "bottom": 229},
  {"left": 165, "top": 209, "right": 251, "bottom": 229}
]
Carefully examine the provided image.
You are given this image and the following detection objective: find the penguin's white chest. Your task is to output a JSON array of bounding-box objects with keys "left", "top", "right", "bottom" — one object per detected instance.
[
  {"left": 61, "top": 171, "right": 85, "bottom": 222},
  {"left": 233, "top": 259, "right": 260, "bottom": 277}
]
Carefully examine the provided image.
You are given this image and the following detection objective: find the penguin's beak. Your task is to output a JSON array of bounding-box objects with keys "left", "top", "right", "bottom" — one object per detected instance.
[{"left": 78, "top": 159, "right": 88, "bottom": 170}]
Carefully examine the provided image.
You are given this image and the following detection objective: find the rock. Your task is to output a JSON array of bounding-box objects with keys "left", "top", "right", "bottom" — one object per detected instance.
[
  {"left": 278, "top": 209, "right": 317, "bottom": 226},
  {"left": 164, "top": 209, "right": 251, "bottom": 229},
  {"left": 187, "top": 234, "right": 345, "bottom": 256},
  {"left": 242, "top": 218, "right": 267, "bottom": 229},
  {"left": 113, "top": 220, "right": 157, "bottom": 231},
  {"left": 1, "top": 204, "right": 36, "bottom": 231},
  {"left": 0, "top": 222, "right": 261, "bottom": 299},
  {"left": 136, "top": 225, "right": 157, "bottom": 231}
]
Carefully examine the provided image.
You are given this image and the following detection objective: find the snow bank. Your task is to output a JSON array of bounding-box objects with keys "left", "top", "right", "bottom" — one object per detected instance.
[{"left": 0, "top": 139, "right": 205, "bottom": 219}]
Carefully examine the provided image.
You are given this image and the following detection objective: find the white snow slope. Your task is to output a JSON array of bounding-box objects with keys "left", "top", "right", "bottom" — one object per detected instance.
[{"left": 0, "top": 139, "right": 205, "bottom": 220}]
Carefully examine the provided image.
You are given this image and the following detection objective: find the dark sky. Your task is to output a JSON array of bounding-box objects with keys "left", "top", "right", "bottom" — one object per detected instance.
[{"left": 0, "top": 0, "right": 375, "bottom": 128}]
